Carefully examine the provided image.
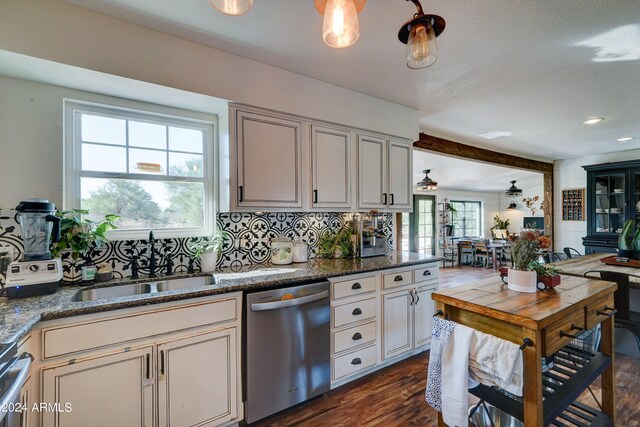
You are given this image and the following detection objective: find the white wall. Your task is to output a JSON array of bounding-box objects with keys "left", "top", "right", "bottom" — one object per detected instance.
[
  {"left": 0, "top": 75, "right": 216, "bottom": 209},
  {"left": 0, "top": 0, "right": 418, "bottom": 141},
  {"left": 554, "top": 149, "right": 640, "bottom": 253}
]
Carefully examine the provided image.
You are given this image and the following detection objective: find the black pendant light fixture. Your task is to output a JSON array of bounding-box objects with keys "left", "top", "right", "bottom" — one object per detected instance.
[
  {"left": 417, "top": 169, "right": 438, "bottom": 191},
  {"left": 505, "top": 180, "right": 523, "bottom": 197},
  {"left": 398, "top": 0, "right": 445, "bottom": 69},
  {"left": 507, "top": 200, "right": 518, "bottom": 210}
]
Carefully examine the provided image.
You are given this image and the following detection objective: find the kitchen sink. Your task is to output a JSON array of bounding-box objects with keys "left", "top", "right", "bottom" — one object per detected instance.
[{"left": 72, "top": 275, "right": 215, "bottom": 302}]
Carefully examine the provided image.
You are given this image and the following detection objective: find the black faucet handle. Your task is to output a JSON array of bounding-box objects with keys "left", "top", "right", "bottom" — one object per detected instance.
[
  {"left": 130, "top": 256, "right": 140, "bottom": 279},
  {"left": 187, "top": 257, "right": 195, "bottom": 274}
]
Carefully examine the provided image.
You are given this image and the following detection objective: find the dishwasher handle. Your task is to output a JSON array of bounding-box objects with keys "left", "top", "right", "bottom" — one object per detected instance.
[
  {"left": 0, "top": 353, "right": 32, "bottom": 419},
  {"left": 251, "top": 290, "right": 329, "bottom": 312}
]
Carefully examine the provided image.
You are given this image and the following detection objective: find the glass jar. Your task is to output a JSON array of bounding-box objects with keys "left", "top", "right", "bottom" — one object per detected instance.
[
  {"left": 292, "top": 240, "right": 308, "bottom": 263},
  {"left": 270, "top": 238, "right": 293, "bottom": 265}
]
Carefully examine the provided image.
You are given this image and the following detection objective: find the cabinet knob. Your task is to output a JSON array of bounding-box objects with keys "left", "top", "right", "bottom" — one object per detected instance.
[
  {"left": 351, "top": 358, "right": 362, "bottom": 365},
  {"left": 351, "top": 282, "right": 362, "bottom": 290},
  {"left": 352, "top": 332, "right": 363, "bottom": 341},
  {"left": 352, "top": 308, "right": 362, "bottom": 316},
  {"left": 394, "top": 275, "right": 404, "bottom": 282}
]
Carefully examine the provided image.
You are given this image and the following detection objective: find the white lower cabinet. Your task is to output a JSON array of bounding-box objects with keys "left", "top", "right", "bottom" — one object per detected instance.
[
  {"left": 157, "top": 328, "right": 237, "bottom": 427},
  {"left": 414, "top": 285, "right": 436, "bottom": 348},
  {"left": 41, "top": 347, "right": 155, "bottom": 427}
]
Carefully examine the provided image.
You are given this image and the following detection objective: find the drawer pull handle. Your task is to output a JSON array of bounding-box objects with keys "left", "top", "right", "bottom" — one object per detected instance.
[
  {"left": 351, "top": 282, "right": 362, "bottom": 290},
  {"left": 352, "top": 332, "right": 363, "bottom": 341},
  {"left": 423, "top": 270, "right": 431, "bottom": 276},
  {"left": 394, "top": 275, "right": 404, "bottom": 282},
  {"left": 352, "top": 308, "right": 362, "bottom": 316},
  {"left": 597, "top": 306, "right": 618, "bottom": 318},
  {"left": 559, "top": 324, "right": 584, "bottom": 339},
  {"left": 351, "top": 358, "right": 362, "bottom": 365}
]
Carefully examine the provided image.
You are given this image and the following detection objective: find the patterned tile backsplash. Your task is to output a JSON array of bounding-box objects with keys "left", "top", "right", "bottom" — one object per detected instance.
[{"left": 0, "top": 209, "right": 393, "bottom": 280}]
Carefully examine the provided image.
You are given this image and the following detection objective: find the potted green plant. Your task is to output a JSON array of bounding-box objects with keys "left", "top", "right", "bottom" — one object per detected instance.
[
  {"left": 507, "top": 231, "right": 547, "bottom": 293},
  {"left": 190, "top": 230, "right": 227, "bottom": 273},
  {"left": 530, "top": 261, "right": 561, "bottom": 289},
  {"left": 491, "top": 214, "right": 510, "bottom": 239},
  {"left": 618, "top": 219, "right": 635, "bottom": 258},
  {"left": 51, "top": 209, "right": 120, "bottom": 282},
  {"left": 317, "top": 227, "right": 355, "bottom": 259}
]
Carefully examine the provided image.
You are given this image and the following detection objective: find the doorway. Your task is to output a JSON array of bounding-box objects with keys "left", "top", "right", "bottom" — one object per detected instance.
[{"left": 409, "top": 195, "right": 436, "bottom": 255}]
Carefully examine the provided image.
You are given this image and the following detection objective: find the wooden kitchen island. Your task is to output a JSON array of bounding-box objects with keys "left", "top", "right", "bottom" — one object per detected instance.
[
  {"left": 551, "top": 253, "right": 640, "bottom": 289},
  {"left": 432, "top": 275, "right": 617, "bottom": 426}
]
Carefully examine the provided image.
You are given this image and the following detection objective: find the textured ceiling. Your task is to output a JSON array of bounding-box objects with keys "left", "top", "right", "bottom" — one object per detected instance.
[{"left": 62, "top": 0, "right": 640, "bottom": 160}]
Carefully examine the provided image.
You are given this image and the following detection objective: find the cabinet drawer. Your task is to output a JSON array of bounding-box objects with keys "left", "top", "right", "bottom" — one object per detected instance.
[
  {"left": 332, "top": 344, "right": 376, "bottom": 381},
  {"left": 42, "top": 297, "right": 238, "bottom": 359},
  {"left": 332, "top": 276, "right": 376, "bottom": 300},
  {"left": 333, "top": 321, "right": 376, "bottom": 354},
  {"left": 333, "top": 297, "right": 376, "bottom": 328},
  {"left": 382, "top": 269, "right": 413, "bottom": 290},
  {"left": 586, "top": 294, "right": 615, "bottom": 329},
  {"left": 413, "top": 265, "right": 439, "bottom": 283},
  {"left": 542, "top": 309, "right": 585, "bottom": 357}
]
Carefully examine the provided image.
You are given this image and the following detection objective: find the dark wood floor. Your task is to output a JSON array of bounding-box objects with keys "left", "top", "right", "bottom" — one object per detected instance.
[{"left": 253, "top": 266, "right": 640, "bottom": 426}]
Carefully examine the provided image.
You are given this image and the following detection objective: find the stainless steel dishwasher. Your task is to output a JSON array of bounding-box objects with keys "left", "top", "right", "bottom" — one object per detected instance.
[{"left": 245, "top": 281, "right": 330, "bottom": 424}]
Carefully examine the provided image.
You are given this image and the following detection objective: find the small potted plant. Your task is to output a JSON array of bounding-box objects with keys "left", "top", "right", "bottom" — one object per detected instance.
[
  {"left": 491, "top": 214, "right": 510, "bottom": 239},
  {"left": 50, "top": 209, "right": 120, "bottom": 283},
  {"left": 190, "top": 230, "right": 227, "bottom": 273},
  {"left": 507, "top": 231, "right": 548, "bottom": 293},
  {"left": 317, "top": 227, "right": 356, "bottom": 259},
  {"left": 530, "top": 261, "right": 561, "bottom": 289}
]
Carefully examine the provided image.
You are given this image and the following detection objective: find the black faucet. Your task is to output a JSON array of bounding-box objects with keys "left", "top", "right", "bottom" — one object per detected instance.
[{"left": 130, "top": 230, "right": 174, "bottom": 279}]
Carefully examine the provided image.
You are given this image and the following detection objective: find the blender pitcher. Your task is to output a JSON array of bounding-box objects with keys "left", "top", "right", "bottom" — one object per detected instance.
[{"left": 15, "top": 199, "right": 61, "bottom": 260}]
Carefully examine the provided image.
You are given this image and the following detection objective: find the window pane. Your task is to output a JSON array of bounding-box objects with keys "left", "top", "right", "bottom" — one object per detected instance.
[
  {"left": 80, "top": 177, "right": 204, "bottom": 229},
  {"left": 129, "top": 148, "right": 167, "bottom": 175},
  {"left": 81, "top": 114, "right": 126, "bottom": 145},
  {"left": 81, "top": 143, "right": 126, "bottom": 172},
  {"left": 169, "top": 127, "right": 204, "bottom": 153},
  {"left": 129, "top": 121, "right": 167, "bottom": 149},
  {"left": 169, "top": 153, "right": 204, "bottom": 177}
]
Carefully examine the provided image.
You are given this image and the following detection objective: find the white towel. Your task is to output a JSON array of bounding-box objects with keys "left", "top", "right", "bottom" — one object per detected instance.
[
  {"left": 441, "top": 322, "right": 475, "bottom": 427},
  {"left": 425, "top": 317, "right": 456, "bottom": 412},
  {"left": 469, "top": 329, "right": 523, "bottom": 396}
]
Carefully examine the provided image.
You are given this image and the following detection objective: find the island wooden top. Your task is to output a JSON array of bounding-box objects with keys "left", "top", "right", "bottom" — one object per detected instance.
[
  {"left": 551, "top": 253, "right": 640, "bottom": 289},
  {"left": 432, "top": 275, "right": 617, "bottom": 330}
]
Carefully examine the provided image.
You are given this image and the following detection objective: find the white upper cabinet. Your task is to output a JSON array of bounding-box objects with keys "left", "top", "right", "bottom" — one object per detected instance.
[
  {"left": 357, "top": 134, "right": 388, "bottom": 210},
  {"left": 235, "top": 109, "right": 303, "bottom": 209},
  {"left": 311, "top": 125, "right": 352, "bottom": 210},
  {"left": 387, "top": 140, "right": 412, "bottom": 211}
]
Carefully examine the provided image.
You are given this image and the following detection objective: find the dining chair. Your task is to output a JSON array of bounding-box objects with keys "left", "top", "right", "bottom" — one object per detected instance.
[
  {"left": 563, "top": 247, "right": 583, "bottom": 259},
  {"left": 583, "top": 270, "right": 640, "bottom": 354},
  {"left": 459, "top": 241, "right": 475, "bottom": 265},
  {"left": 473, "top": 240, "right": 491, "bottom": 269}
]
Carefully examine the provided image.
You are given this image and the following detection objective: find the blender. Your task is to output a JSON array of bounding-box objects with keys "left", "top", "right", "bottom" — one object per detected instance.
[{"left": 5, "top": 199, "right": 63, "bottom": 299}]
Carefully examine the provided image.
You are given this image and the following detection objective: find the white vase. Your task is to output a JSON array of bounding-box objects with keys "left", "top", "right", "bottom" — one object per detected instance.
[
  {"left": 200, "top": 252, "right": 217, "bottom": 273},
  {"left": 507, "top": 268, "right": 537, "bottom": 293}
]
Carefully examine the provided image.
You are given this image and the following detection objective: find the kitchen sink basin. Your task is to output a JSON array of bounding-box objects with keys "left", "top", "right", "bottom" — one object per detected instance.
[
  {"left": 72, "top": 275, "right": 215, "bottom": 302},
  {"left": 72, "top": 283, "right": 153, "bottom": 302}
]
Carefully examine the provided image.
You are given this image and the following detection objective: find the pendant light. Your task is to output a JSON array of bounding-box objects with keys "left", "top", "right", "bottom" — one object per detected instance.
[
  {"left": 208, "top": 0, "right": 253, "bottom": 16},
  {"left": 507, "top": 200, "right": 518, "bottom": 210},
  {"left": 417, "top": 169, "right": 438, "bottom": 191},
  {"left": 398, "top": 0, "right": 445, "bottom": 69},
  {"left": 505, "top": 180, "right": 523, "bottom": 197},
  {"left": 315, "top": 0, "right": 366, "bottom": 48}
]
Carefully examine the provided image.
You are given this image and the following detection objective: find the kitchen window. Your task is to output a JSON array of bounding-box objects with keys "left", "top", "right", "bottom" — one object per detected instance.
[
  {"left": 64, "top": 101, "right": 215, "bottom": 239},
  {"left": 450, "top": 200, "right": 482, "bottom": 238}
]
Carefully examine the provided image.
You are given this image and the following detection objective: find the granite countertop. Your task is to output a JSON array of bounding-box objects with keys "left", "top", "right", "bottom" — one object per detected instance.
[{"left": 0, "top": 252, "right": 442, "bottom": 345}]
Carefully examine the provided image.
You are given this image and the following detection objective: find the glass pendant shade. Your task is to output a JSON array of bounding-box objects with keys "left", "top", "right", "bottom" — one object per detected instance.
[
  {"left": 208, "top": 0, "right": 253, "bottom": 16},
  {"left": 322, "top": 0, "right": 360, "bottom": 48},
  {"left": 406, "top": 21, "right": 438, "bottom": 69}
]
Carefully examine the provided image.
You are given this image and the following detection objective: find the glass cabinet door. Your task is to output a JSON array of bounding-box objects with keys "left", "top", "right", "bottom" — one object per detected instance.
[{"left": 594, "top": 173, "right": 625, "bottom": 234}]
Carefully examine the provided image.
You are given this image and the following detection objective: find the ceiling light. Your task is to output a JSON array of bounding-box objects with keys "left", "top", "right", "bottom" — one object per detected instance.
[
  {"left": 479, "top": 131, "right": 512, "bottom": 140},
  {"left": 315, "top": 0, "right": 366, "bottom": 48},
  {"left": 417, "top": 169, "right": 438, "bottom": 191},
  {"left": 398, "top": 0, "right": 445, "bottom": 69},
  {"left": 208, "top": 0, "right": 253, "bottom": 16},
  {"left": 507, "top": 200, "right": 518, "bottom": 210},
  {"left": 505, "top": 180, "right": 522, "bottom": 197},
  {"left": 617, "top": 137, "right": 635, "bottom": 142},
  {"left": 582, "top": 118, "right": 604, "bottom": 125}
]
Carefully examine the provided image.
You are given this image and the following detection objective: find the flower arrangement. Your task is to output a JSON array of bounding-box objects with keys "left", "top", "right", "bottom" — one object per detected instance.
[
  {"left": 522, "top": 195, "right": 542, "bottom": 216},
  {"left": 509, "top": 231, "right": 550, "bottom": 271}
]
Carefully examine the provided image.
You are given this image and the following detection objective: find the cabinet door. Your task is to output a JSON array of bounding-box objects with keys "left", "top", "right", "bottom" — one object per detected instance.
[
  {"left": 157, "top": 328, "right": 238, "bottom": 427},
  {"left": 387, "top": 141, "right": 412, "bottom": 211},
  {"left": 41, "top": 347, "right": 154, "bottom": 427},
  {"left": 311, "top": 125, "right": 352, "bottom": 209},
  {"left": 236, "top": 110, "right": 302, "bottom": 208},
  {"left": 414, "top": 285, "right": 436, "bottom": 348},
  {"left": 382, "top": 290, "right": 413, "bottom": 360},
  {"left": 357, "top": 134, "right": 387, "bottom": 210}
]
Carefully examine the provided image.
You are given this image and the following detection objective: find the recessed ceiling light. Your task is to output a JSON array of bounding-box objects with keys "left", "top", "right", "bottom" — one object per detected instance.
[
  {"left": 617, "top": 137, "right": 635, "bottom": 142},
  {"left": 479, "top": 131, "right": 512, "bottom": 140},
  {"left": 582, "top": 118, "right": 604, "bottom": 125}
]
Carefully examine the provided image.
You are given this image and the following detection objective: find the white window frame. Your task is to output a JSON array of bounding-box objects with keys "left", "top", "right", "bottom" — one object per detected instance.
[{"left": 64, "top": 99, "right": 216, "bottom": 240}]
